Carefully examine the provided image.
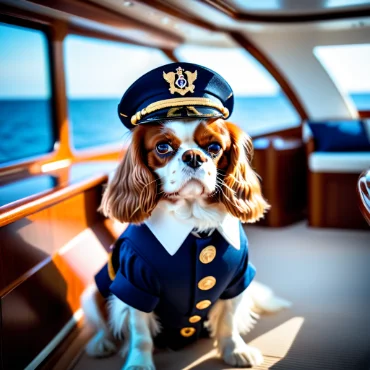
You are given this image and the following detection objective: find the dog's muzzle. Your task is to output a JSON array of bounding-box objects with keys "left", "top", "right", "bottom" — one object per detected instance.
[{"left": 182, "top": 149, "right": 206, "bottom": 170}]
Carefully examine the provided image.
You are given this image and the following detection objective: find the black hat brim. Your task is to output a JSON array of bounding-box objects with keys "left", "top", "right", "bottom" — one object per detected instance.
[{"left": 138, "top": 106, "right": 224, "bottom": 125}]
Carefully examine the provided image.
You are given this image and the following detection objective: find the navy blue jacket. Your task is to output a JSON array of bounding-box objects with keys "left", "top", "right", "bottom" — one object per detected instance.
[{"left": 95, "top": 222, "right": 255, "bottom": 349}]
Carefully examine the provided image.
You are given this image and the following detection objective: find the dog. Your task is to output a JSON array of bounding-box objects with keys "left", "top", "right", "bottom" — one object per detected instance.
[{"left": 81, "top": 63, "right": 289, "bottom": 369}]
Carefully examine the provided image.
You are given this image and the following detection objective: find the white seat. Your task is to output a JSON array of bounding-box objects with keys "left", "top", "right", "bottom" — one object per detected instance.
[{"left": 309, "top": 152, "right": 370, "bottom": 173}]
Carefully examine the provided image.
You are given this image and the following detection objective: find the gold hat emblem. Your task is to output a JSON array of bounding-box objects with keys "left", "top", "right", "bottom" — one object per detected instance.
[{"left": 163, "top": 66, "right": 197, "bottom": 96}]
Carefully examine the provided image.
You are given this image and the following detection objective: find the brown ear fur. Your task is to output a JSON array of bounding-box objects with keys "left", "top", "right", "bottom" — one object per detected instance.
[
  {"left": 220, "top": 122, "right": 270, "bottom": 223},
  {"left": 100, "top": 128, "right": 159, "bottom": 224}
]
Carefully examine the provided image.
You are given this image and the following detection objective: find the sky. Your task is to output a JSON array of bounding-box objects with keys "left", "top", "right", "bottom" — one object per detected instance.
[{"left": 0, "top": 22, "right": 370, "bottom": 99}]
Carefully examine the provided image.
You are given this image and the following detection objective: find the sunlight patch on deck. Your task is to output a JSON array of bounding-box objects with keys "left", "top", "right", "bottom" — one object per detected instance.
[
  {"left": 182, "top": 349, "right": 219, "bottom": 370},
  {"left": 248, "top": 317, "right": 305, "bottom": 358}
]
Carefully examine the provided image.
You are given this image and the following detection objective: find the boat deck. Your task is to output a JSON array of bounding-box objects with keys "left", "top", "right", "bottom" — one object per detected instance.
[{"left": 67, "top": 222, "right": 370, "bottom": 370}]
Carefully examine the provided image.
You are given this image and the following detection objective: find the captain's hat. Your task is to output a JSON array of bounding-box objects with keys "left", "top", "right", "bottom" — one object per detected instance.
[{"left": 118, "top": 62, "right": 234, "bottom": 129}]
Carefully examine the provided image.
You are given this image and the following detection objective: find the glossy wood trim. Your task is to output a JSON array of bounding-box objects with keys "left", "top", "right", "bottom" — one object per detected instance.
[
  {"left": 201, "top": 0, "right": 370, "bottom": 23},
  {"left": 357, "top": 169, "right": 370, "bottom": 226},
  {"left": 0, "top": 4, "right": 53, "bottom": 26},
  {"left": 161, "top": 48, "right": 179, "bottom": 63},
  {"left": 50, "top": 20, "right": 73, "bottom": 162},
  {"left": 359, "top": 110, "right": 370, "bottom": 118},
  {"left": 69, "top": 24, "right": 157, "bottom": 48},
  {"left": 305, "top": 137, "right": 316, "bottom": 156},
  {"left": 29, "top": 0, "right": 183, "bottom": 44},
  {"left": 0, "top": 172, "right": 108, "bottom": 228},
  {"left": 230, "top": 31, "right": 308, "bottom": 121}
]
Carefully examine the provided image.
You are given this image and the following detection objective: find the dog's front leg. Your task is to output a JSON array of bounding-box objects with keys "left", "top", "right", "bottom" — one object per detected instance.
[
  {"left": 210, "top": 293, "right": 263, "bottom": 368},
  {"left": 109, "top": 296, "right": 155, "bottom": 370},
  {"left": 123, "top": 307, "right": 155, "bottom": 370}
]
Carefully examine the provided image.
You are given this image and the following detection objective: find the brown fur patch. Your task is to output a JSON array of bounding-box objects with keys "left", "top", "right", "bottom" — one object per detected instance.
[{"left": 140, "top": 124, "right": 182, "bottom": 169}]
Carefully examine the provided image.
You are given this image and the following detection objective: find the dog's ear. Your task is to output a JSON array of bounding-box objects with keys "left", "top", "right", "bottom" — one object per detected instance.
[
  {"left": 220, "top": 122, "right": 270, "bottom": 223},
  {"left": 100, "top": 127, "right": 159, "bottom": 224}
]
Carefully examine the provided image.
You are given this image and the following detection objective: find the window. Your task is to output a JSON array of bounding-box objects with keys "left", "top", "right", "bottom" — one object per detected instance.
[
  {"left": 0, "top": 23, "right": 54, "bottom": 164},
  {"left": 0, "top": 175, "right": 57, "bottom": 206},
  {"left": 314, "top": 44, "right": 370, "bottom": 110},
  {"left": 64, "top": 36, "right": 171, "bottom": 149},
  {"left": 175, "top": 46, "right": 300, "bottom": 136}
]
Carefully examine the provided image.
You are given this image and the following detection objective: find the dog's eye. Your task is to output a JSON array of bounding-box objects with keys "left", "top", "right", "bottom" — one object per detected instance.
[
  {"left": 156, "top": 143, "right": 174, "bottom": 155},
  {"left": 207, "top": 143, "right": 221, "bottom": 156}
]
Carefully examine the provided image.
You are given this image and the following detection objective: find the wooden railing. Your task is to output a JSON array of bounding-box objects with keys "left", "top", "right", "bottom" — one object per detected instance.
[{"left": 0, "top": 161, "right": 124, "bottom": 369}]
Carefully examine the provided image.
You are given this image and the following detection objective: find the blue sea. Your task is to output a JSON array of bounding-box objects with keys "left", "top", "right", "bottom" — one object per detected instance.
[{"left": 1, "top": 94, "right": 369, "bottom": 164}]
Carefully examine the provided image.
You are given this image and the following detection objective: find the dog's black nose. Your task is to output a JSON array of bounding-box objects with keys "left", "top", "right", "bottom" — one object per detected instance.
[{"left": 182, "top": 150, "right": 206, "bottom": 169}]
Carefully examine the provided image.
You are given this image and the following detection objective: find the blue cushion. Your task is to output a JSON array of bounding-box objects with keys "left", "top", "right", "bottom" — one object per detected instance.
[{"left": 308, "top": 120, "right": 370, "bottom": 152}]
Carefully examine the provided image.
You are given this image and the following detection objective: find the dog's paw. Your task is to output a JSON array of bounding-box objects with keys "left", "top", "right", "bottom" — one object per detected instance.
[
  {"left": 220, "top": 336, "right": 263, "bottom": 368},
  {"left": 86, "top": 330, "right": 117, "bottom": 357}
]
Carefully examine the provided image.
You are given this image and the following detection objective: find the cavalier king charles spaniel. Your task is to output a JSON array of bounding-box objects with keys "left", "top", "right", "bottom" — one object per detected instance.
[{"left": 81, "top": 117, "right": 289, "bottom": 369}]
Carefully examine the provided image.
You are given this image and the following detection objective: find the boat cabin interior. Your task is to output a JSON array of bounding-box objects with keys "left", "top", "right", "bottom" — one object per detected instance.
[{"left": 0, "top": 0, "right": 369, "bottom": 369}]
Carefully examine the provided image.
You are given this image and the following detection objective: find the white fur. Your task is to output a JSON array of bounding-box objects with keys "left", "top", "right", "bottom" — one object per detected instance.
[
  {"left": 160, "top": 198, "right": 227, "bottom": 232},
  {"left": 155, "top": 120, "right": 218, "bottom": 197},
  {"left": 108, "top": 296, "right": 158, "bottom": 370},
  {"left": 247, "top": 281, "right": 291, "bottom": 313},
  {"left": 81, "top": 285, "right": 117, "bottom": 357}
]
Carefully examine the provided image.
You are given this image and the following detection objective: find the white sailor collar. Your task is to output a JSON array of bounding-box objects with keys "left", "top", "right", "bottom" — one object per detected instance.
[{"left": 144, "top": 204, "right": 241, "bottom": 256}]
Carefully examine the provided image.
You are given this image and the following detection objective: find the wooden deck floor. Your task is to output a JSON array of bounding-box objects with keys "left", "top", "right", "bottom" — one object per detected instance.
[{"left": 68, "top": 222, "right": 370, "bottom": 370}]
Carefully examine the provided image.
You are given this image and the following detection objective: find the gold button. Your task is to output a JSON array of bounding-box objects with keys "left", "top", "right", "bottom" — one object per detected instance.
[
  {"left": 198, "top": 276, "right": 216, "bottom": 291},
  {"left": 196, "top": 300, "right": 212, "bottom": 310},
  {"left": 199, "top": 245, "right": 216, "bottom": 264},
  {"left": 189, "top": 315, "right": 201, "bottom": 323},
  {"left": 180, "top": 327, "right": 196, "bottom": 337}
]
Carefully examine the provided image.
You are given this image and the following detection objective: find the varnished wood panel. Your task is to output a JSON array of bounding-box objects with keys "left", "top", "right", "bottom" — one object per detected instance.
[
  {"left": 52, "top": 227, "right": 111, "bottom": 312},
  {"left": 0, "top": 221, "right": 115, "bottom": 369},
  {"left": 1, "top": 260, "right": 73, "bottom": 370},
  {"left": 253, "top": 137, "right": 306, "bottom": 227},
  {"left": 49, "top": 188, "right": 103, "bottom": 251},
  {"left": 309, "top": 172, "right": 369, "bottom": 229},
  {"left": 0, "top": 209, "right": 53, "bottom": 294},
  {"left": 0, "top": 297, "right": 3, "bottom": 370},
  {"left": 0, "top": 185, "right": 104, "bottom": 295}
]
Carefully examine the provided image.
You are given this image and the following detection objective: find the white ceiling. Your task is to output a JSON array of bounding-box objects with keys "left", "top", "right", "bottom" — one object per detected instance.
[
  {"left": 224, "top": 0, "right": 370, "bottom": 15},
  {"left": 88, "top": 0, "right": 234, "bottom": 47},
  {"left": 87, "top": 0, "right": 370, "bottom": 120}
]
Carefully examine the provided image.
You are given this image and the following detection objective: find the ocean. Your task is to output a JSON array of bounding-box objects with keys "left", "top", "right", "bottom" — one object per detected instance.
[{"left": 1, "top": 94, "right": 369, "bottom": 164}]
